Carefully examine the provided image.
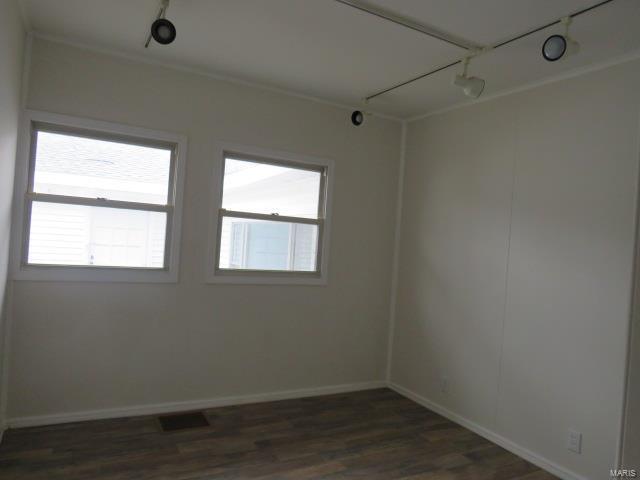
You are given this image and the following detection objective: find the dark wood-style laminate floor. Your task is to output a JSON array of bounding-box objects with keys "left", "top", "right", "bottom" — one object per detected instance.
[{"left": 0, "top": 389, "right": 557, "bottom": 480}]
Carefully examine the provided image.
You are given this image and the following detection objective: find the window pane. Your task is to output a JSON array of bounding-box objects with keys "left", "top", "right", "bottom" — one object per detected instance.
[
  {"left": 33, "top": 131, "right": 172, "bottom": 205},
  {"left": 222, "top": 158, "right": 321, "bottom": 219},
  {"left": 218, "top": 216, "right": 318, "bottom": 272},
  {"left": 27, "top": 202, "right": 167, "bottom": 268}
]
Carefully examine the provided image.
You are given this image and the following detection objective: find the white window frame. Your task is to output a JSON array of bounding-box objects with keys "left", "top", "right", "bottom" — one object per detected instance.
[
  {"left": 206, "top": 143, "right": 334, "bottom": 285},
  {"left": 10, "top": 110, "right": 187, "bottom": 283}
]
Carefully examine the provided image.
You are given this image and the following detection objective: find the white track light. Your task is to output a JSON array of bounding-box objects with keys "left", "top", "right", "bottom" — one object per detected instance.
[
  {"left": 542, "top": 17, "right": 579, "bottom": 62},
  {"left": 453, "top": 57, "right": 485, "bottom": 99}
]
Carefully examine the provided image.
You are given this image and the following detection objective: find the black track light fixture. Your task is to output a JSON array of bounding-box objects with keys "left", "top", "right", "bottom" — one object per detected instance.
[
  {"left": 351, "top": 100, "right": 373, "bottom": 126},
  {"left": 351, "top": 110, "right": 365, "bottom": 126},
  {"left": 145, "top": 0, "right": 176, "bottom": 48},
  {"left": 152, "top": 18, "right": 176, "bottom": 45}
]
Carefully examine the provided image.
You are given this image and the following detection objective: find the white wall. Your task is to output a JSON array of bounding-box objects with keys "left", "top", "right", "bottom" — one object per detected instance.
[
  {"left": 391, "top": 58, "right": 640, "bottom": 480},
  {"left": 6, "top": 38, "right": 401, "bottom": 420},
  {"left": 7, "top": 31, "right": 638, "bottom": 480},
  {"left": 0, "top": 0, "right": 25, "bottom": 429}
]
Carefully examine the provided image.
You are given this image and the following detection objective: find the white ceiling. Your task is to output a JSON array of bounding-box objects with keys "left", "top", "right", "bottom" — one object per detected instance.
[{"left": 21, "top": 0, "right": 640, "bottom": 119}]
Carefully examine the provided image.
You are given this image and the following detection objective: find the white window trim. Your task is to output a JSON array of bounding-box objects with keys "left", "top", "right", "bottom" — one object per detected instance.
[
  {"left": 205, "top": 142, "right": 334, "bottom": 285},
  {"left": 10, "top": 110, "right": 187, "bottom": 283}
]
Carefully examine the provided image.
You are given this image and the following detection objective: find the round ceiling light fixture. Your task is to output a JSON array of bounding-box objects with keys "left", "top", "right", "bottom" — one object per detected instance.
[
  {"left": 145, "top": 0, "right": 176, "bottom": 48},
  {"left": 151, "top": 18, "right": 176, "bottom": 45},
  {"left": 542, "top": 34, "right": 567, "bottom": 61},
  {"left": 453, "top": 57, "right": 485, "bottom": 99},
  {"left": 542, "top": 16, "right": 579, "bottom": 62},
  {"left": 351, "top": 110, "right": 365, "bottom": 126}
]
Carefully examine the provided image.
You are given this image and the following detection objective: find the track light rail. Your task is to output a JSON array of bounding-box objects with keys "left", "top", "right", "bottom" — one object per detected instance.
[
  {"left": 363, "top": 0, "right": 616, "bottom": 102},
  {"left": 333, "top": 0, "right": 478, "bottom": 50}
]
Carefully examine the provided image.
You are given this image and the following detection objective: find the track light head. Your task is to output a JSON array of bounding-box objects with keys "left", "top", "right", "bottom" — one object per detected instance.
[
  {"left": 542, "top": 35, "right": 579, "bottom": 61},
  {"left": 453, "top": 74, "right": 485, "bottom": 99},
  {"left": 452, "top": 57, "right": 485, "bottom": 99},
  {"left": 145, "top": 0, "right": 176, "bottom": 48},
  {"left": 542, "top": 17, "right": 579, "bottom": 62},
  {"left": 151, "top": 18, "right": 176, "bottom": 45},
  {"left": 351, "top": 110, "right": 365, "bottom": 126}
]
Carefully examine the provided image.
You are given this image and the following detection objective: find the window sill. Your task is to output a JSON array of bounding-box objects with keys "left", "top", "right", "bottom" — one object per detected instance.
[
  {"left": 13, "top": 265, "right": 178, "bottom": 283},
  {"left": 206, "top": 270, "right": 327, "bottom": 286}
]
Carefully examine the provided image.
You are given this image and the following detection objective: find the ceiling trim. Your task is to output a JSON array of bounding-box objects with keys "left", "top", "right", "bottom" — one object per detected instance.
[
  {"left": 20, "top": 34, "right": 33, "bottom": 109},
  {"left": 332, "top": 0, "right": 478, "bottom": 50},
  {"left": 17, "top": 0, "right": 32, "bottom": 32},
  {"left": 28, "top": 31, "right": 404, "bottom": 124},
  {"left": 406, "top": 47, "right": 640, "bottom": 123}
]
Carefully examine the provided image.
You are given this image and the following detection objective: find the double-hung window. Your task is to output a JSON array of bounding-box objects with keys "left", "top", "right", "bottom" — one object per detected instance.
[
  {"left": 13, "top": 111, "right": 186, "bottom": 283},
  {"left": 208, "top": 145, "right": 333, "bottom": 284}
]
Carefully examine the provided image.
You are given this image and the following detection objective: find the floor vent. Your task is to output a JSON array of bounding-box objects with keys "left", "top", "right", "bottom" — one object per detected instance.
[{"left": 158, "top": 411, "right": 210, "bottom": 432}]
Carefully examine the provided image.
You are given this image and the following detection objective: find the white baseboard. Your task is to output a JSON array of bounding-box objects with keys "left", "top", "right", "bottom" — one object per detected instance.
[
  {"left": 6, "top": 380, "right": 386, "bottom": 429},
  {"left": 3, "top": 379, "right": 589, "bottom": 480},
  {"left": 388, "top": 382, "right": 587, "bottom": 480}
]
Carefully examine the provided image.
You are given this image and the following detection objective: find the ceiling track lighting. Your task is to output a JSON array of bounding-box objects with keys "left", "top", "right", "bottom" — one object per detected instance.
[
  {"left": 452, "top": 56, "right": 485, "bottom": 99},
  {"left": 145, "top": 0, "right": 177, "bottom": 48},
  {"left": 355, "top": 0, "right": 614, "bottom": 112},
  {"left": 542, "top": 16, "right": 580, "bottom": 62}
]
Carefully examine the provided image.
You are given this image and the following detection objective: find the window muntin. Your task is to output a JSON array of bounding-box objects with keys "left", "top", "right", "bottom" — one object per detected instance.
[
  {"left": 23, "top": 124, "right": 176, "bottom": 270},
  {"left": 216, "top": 154, "right": 327, "bottom": 276}
]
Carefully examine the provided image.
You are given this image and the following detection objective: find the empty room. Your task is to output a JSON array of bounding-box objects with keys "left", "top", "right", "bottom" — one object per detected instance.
[{"left": 0, "top": 0, "right": 639, "bottom": 479}]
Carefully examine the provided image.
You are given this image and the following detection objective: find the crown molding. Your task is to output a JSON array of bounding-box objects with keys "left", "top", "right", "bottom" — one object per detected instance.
[{"left": 29, "top": 32, "right": 403, "bottom": 124}]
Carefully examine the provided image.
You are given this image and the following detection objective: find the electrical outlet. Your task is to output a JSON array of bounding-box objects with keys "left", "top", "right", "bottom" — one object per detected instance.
[
  {"left": 440, "top": 376, "right": 449, "bottom": 394},
  {"left": 567, "top": 429, "right": 582, "bottom": 454}
]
